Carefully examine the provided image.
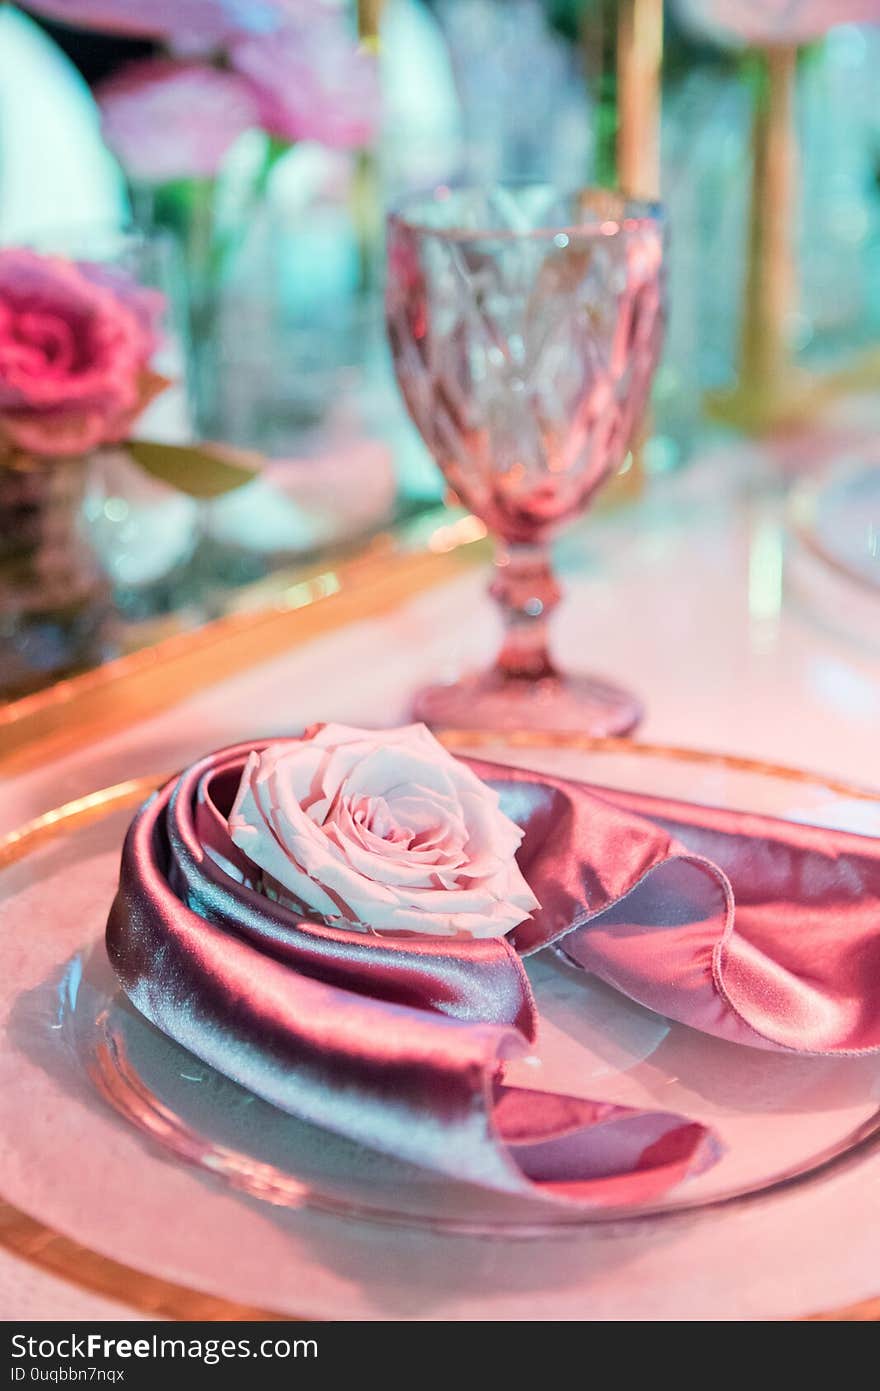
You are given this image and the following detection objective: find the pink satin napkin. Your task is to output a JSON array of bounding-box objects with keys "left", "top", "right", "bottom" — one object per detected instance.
[{"left": 106, "top": 741, "right": 880, "bottom": 1212}]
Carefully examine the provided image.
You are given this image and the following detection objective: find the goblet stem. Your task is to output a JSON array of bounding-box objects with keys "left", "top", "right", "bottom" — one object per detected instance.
[
  {"left": 490, "top": 542, "right": 562, "bottom": 681},
  {"left": 411, "top": 536, "right": 641, "bottom": 734}
]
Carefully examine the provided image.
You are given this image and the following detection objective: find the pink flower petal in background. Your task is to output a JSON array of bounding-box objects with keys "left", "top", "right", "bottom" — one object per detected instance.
[
  {"left": 22, "top": 0, "right": 289, "bottom": 46},
  {"left": 673, "top": 0, "right": 880, "bottom": 45},
  {"left": 97, "top": 60, "right": 260, "bottom": 182},
  {"left": 231, "top": 23, "right": 380, "bottom": 150}
]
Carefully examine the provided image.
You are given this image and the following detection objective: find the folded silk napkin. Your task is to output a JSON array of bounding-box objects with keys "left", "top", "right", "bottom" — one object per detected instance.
[{"left": 106, "top": 737, "right": 880, "bottom": 1212}]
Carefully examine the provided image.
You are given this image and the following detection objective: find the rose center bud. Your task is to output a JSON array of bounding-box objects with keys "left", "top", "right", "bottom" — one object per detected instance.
[
  {"left": 347, "top": 794, "right": 411, "bottom": 847},
  {"left": 15, "top": 310, "right": 77, "bottom": 374}
]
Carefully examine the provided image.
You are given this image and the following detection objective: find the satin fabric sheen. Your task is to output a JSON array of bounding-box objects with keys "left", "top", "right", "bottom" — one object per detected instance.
[{"left": 106, "top": 742, "right": 880, "bottom": 1208}]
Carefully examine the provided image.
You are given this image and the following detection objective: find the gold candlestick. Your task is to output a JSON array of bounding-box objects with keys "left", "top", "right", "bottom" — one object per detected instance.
[
  {"left": 712, "top": 41, "right": 880, "bottom": 433},
  {"left": 742, "top": 45, "right": 797, "bottom": 395},
  {"left": 616, "top": 0, "right": 663, "bottom": 200},
  {"left": 352, "top": 0, "right": 386, "bottom": 292},
  {"left": 613, "top": 0, "right": 663, "bottom": 504},
  {"left": 357, "top": 0, "right": 385, "bottom": 43}
]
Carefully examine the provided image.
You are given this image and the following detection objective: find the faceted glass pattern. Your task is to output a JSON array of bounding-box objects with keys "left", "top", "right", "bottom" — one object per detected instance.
[
  {"left": 387, "top": 186, "right": 664, "bottom": 543},
  {"left": 386, "top": 185, "right": 665, "bottom": 733}
]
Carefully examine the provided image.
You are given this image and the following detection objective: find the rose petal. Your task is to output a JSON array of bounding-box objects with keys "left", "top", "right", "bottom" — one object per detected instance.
[
  {"left": 230, "top": 21, "right": 379, "bottom": 151},
  {"left": 23, "top": 1, "right": 289, "bottom": 45},
  {"left": 672, "top": 0, "right": 880, "bottom": 45},
  {"left": 228, "top": 726, "right": 540, "bottom": 938},
  {"left": 98, "top": 60, "right": 260, "bottom": 182}
]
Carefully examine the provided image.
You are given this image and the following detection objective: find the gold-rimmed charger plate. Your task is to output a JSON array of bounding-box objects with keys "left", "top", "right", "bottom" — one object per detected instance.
[
  {"left": 788, "top": 460, "right": 880, "bottom": 599},
  {"left": 1, "top": 733, "right": 879, "bottom": 1321}
]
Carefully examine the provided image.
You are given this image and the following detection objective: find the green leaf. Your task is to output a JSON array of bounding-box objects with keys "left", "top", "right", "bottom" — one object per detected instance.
[{"left": 128, "top": 440, "right": 260, "bottom": 499}]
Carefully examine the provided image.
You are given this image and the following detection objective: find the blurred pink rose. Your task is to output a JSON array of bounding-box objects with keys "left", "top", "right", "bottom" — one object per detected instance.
[
  {"left": 674, "top": 0, "right": 880, "bottom": 45},
  {"left": 22, "top": 0, "right": 289, "bottom": 47},
  {"left": 231, "top": 24, "right": 380, "bottom": 149},
  {"left": 98, "top": 60, "right": 261, "bottom": 182},
  {"left": 0, "top": 250, "right": 165, "bottom": 459}
]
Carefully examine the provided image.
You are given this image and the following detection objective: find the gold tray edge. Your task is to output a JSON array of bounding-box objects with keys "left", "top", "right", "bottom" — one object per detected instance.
[{"left": 0, "top": 520, "right": 487, "bottom": 777}]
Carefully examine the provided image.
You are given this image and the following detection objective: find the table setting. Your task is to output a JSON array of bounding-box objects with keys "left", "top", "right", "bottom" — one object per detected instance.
[{"left": 1, "top": 0, "right": 880, "bottom": 1333}]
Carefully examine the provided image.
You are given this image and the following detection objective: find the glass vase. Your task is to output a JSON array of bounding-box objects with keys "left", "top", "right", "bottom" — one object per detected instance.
[{"left": 0, "top": 454, "right": 109, "bottom": 697}]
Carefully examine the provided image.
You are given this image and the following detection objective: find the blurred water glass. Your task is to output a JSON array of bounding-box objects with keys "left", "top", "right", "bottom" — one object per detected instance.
[
  {"left": 798, "top": 24, "right": 880, "bottom": 359},
  {"left": 197, "top": 297, "right": 403, "bottom": 587},
  {"left": 658, "top": 67, "right": 751, "bottom": 463},
  {"left": 434, "top": 0, "right": 593, "bottom": 184}
]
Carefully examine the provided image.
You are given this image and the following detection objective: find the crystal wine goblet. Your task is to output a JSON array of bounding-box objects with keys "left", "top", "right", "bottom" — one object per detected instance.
[{"left": 386, "top": 184, "right": 665, "bottom": 734}]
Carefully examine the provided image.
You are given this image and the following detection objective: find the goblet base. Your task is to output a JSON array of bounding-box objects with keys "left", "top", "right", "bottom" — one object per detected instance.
[{"left": 412, "top": 669, "right": 643, "bottom": 736}]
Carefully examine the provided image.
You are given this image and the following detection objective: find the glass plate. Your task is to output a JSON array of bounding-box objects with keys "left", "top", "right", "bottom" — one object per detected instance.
[
  {"left": 789, "top": 459, "right": 880, "bottom": 595},
  {"left": 1, "top": 736, "right": 880, "bottom": 1314},
  {"left": 786, "top": 460, "right": 880, "bottom": 650}
]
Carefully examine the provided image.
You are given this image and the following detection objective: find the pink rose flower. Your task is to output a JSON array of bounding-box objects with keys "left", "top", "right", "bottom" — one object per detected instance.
[
  {"left": 0, "top": 249, "right": 165, "bottom": 459},
  {"left": 231, "top": 25, "right": 379, "bottom": 149},
  {"left": 22, "top": 0, "right": 289, "bottom": 47},
  {"left": 98, "top": 60, "right": 261, "bottom": 182},
  {"left": 673, "top": 0, "right": 880, "bottom": 45},
  {"left": 92, "top": 7, "right": 379, "bottom": 177},
  {"left": 227, "top": 723, "right": 540, "bottom": 938}
]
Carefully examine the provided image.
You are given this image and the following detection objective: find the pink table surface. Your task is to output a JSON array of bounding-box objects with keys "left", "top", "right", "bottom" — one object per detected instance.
[{"left": 1, "top": 446, "right": 879, "bottom": 1320}]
